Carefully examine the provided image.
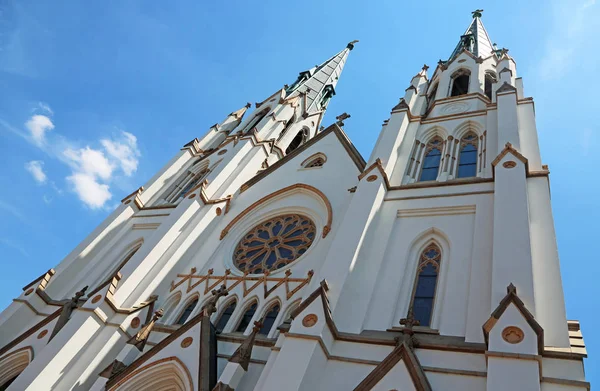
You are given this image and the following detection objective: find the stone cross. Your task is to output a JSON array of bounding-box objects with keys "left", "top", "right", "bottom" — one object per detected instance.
[
  {"left": 399, "top": 307, "right": 420, "bottom": 332},
  {"left": 203, "top": 284, "right": 229, "bottom": 316},
  {"left": 128, "top": 308, "right": 164, "bottom": 351},
  {"left": 49, "top": 286, "right": 88, "bottom": 341},
  {"left": 472, "top": 9, "right": 483, "bottom": 18},
  {"left": 336, "top": 113, "right": 351, "bottom": 127},
  {"left": 229, "top": 321, "right": 263, "bottom": 371}
]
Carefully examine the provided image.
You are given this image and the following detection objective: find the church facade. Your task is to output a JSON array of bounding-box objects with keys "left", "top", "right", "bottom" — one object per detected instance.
[{"left": 0, "top": 12, "right": 589, "bottom": 391}]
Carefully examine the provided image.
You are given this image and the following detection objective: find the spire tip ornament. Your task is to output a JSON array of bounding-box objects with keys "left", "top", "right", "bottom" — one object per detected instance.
[
  {"left": 347, "top": 40, "right": 359, "bottom": 50},
  {"left": 472, "top": 9, "right": 483, "bottom": 18}
]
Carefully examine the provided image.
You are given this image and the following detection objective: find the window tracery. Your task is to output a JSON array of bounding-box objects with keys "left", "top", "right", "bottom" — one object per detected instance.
[
  {"left": 419, "top": 137, "right": 443, "bottom": 182},
  {"left": 457, "top": 132, "right": 478, "bottom": 178},
  {"left": 258, "top": 303, "right": 280, "bottom": 336},
  {"left": 233, "top": 214, "right": 316, "bottom": 275},
  {"left": 409, "top": 243, "right": 441, "bottom": 327},
  {"left": 236, "top": 301, "right": 258, "bottom": 333}
]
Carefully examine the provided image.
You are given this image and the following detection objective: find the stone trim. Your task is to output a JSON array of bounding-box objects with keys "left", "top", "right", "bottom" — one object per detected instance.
[
  {"left": 491, "top": 142, "right": 529, "bottom": 176},
  {"left": 106, "top": 356, "right": 194, "bottom": 391},
  {"left": 220, "top": 184, "right": 333, "bottom": 240},
  {"left": 358, "top": 158, "right": 391, "bottom": 189},
  {"left": 541, "top": 377, "right": 591, "bottom": 390},
  {"left": 353, "top": 342, "right": 432, "bottom": 391},
  {"left": 482, "top": 284, "right": 544, "bottom": 355},
  {"left": 422, "top": 366, "right": 486, "bottom": 377}
]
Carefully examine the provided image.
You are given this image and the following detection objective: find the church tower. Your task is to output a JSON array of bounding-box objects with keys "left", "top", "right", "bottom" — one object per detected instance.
[{"left": 0, "top": 12, "right": 589, "bottom": 391}]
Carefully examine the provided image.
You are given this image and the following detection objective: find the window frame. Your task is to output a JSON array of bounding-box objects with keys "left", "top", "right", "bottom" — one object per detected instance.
[
  {"left": 449, "top": 69, "right": 471, "bottom": 97},
  {"left": 456, "top": 132, "right": 479, "bottom": 178},
  {"left": 234, "top": 300, "right": 259, "bottom": 333},
  {"left": 418, "top": 136, "right": 444, "bottom": 182},
  {"left": 408, "top": 242, "right": 442, "bottom": 328}
]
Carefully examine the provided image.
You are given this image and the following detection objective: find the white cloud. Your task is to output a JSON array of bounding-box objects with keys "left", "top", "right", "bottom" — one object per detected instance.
[
  {"left": 25, "top": 114, "right": 54, "bottom": 146},
  {"left": 64, "top": 146, "right": 113, "bottom": 181},
  {"left": 34, "top": 102, "right": 54, "bottom": 116},
  {"left": 66, "top": 173, "right": 112, "bottom": 209},
  {"left": 101, "top": 131, "right": 140, "bottom": 176},
  {"left": 25, "top": 160, "right": 47, "bottom": 184}
]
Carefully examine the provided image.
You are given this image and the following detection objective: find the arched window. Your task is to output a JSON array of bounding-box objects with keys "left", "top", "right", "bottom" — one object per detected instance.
[
  {"left": 277, "top": 116, "right": 296, "bottom": 142},
  {"left": 235, "top": 301, "right": 257, "bottom": 333},
  {"left": 161, "top": 160, "right": 210, "bottom": 204},
  {"left": 410, "top": 243, "right": 441, "bottom": 327},
  {"left": 285, "top": 128, "right": 308, "bottom": 154},
  {"left": 306, "top": 158, "right": 325, "bottom": 168},
  {"left": 243, "top": 110, "right": 269, "bottom": 135},
  {"left": 0, "top": 348, "right": 31, "bottom": 390},
  {"left": 457, "top": 133, "right": 478, "bottom": 178},
  {"left": 215, "top": 299, "right": 237, "bottom": 333},
  {"left": 419, "top": 137, "right": 443, "bottom": 182},
  {"left": 427, "top": 83, "right": 438, "bottom": 111},
  {"left": 258, "top": 303, "right": 280, "bottom": 335},
  {"left": 319, "top": 85, "right": 335, "bottom": 109},
  {"left": 302, "top": 153, "right": 327, "bottom": 169},
  {"left": 450, "top": 69, "right": 470, "bottom": 97},
  {"left": 175, "top": 298, "right": 198, "bottom": 325},
  {"left": 484, "top": 72, "right": 497, "bottom": 100},
  {"left": 161, "top": 293, "right": 182, "bottom": 322}
]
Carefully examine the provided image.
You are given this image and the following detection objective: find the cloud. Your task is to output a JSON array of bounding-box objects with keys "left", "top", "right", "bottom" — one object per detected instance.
[
  {"left": 25, "top": 160, "right": 47, "bottom": 184},
  {"left": 101, "top": 131, "right": 140, "bottom": 176},
  {"left": 36, "top": 102, "right": 54, "bottom": 116},
  {"left": 66, "top": 173, "right": 112, "bottom": 209},
  {"left": 64, "top": 146, "right": 113, "bottom": 181},
  {"left": 25, "top": 114, "right": 54, "bottom": 146}
]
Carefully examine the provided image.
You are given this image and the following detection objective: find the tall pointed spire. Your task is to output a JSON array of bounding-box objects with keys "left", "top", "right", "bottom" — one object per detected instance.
[
  {"left": 448, "top": 10, "right": 494, "bottom": 61},
  {"left": 286, "top": 41, "right": 357, "bottom": 114}
]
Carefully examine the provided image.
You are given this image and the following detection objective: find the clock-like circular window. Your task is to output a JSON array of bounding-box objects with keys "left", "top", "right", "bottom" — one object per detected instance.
[{"left": 233, "top": 214, "right": 316, "bottom": 274}]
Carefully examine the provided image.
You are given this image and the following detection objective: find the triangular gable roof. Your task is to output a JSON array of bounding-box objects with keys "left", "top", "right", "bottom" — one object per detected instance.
[
  {"left": 491, "top": 142, "right": 529, "bottom": 177},
  {"left": 105, "top": 314, "right": 216, "bottom": 390},
  {"left": 352, "top": 341, "right": 432, "bottom": 391},
  {"left": 482, "top": 283, "right": 544, "bottom": 355},
  {"left": 240, "top": 123, "right": 366, "bottom": 193}
]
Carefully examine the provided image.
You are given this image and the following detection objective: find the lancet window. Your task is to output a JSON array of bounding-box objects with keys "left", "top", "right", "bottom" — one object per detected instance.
[
  {"left": 161, "top": 160, "right": 210, "bottom": 204},
  {"left": 484, "top": 72, "right": 497, "bottom": 100},
  {"left": 235, "top": 301, "right": 258, "bottom": 333},
  {"left": 215, "top": 299, "right": 237, "bottom": 333},
  {"left": 419, "top": 137, "right": 444, "bottom": 182},
  {"left": 175, "top": 298, "right": 198, "bottom": 325},
  {"left": 450, "top": 69, "right": 470, "bottom": 97},
  {"left": 457, "top": 133, "right": 478, "bottom": 178},
  {"left": 410, "top": 243, "right": 442, "bottom": 327},
  {"left": 258, "top": 303, "right": 280, "bottom": 335},
  {"left": 243, "top": 110, "right": 269, "bottom": 135},
  {"left": 426, "top": 83, "right": 438, "bottom": 112}
]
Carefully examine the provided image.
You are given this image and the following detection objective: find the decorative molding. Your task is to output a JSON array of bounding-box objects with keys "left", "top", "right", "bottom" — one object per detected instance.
[
  {"left": 106, "top": 356, "right": 194, "bottom": 391},
  {"left": 397, "top": 205, "right": 476, "bottom": 218},
  {"left": 170, "top": 268, "right": 313, "bottom": 300},
  {"left": 222, "top": 183, "right": 333, "bottom": 240}
]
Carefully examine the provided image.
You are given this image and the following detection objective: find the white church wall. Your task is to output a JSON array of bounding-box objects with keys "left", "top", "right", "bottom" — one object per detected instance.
[
  {"left": 426, "top": 372, "right": 486, "bottom": 390},
  {"left": 415, "top": 349, "right": 486, "bottom": 373}
]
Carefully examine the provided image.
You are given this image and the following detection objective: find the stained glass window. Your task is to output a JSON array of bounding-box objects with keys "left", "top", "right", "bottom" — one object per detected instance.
[
  {"left": 233, "top": 214, "right": 316, "bottom": 274},
  {"left": 419, "top": 137, "right": 443, "bottom": 182},
  {"left": 236, "top": 302, "right": 257, "bottom": 333},
  {"left": 176, "top": 298, "right": 198, "bottom": 325},
  {"left": 215, "top": 300, "right": 237, "bottom": 333},
  {"left": 259, "top": 304, "right": 280, "bottom": 335},
  {"left": 457, "top": 133, "right": 478, "bottom": 178},
  {"left": 411, "top": 244, "right": 441, "bottom": 327}
]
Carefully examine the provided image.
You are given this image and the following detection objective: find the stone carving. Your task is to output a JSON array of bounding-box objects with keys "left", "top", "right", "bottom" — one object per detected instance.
[
  {"left": 202, "top": 284, "right": 229, "bottom": 316},
  {"left": 127, "top": 309, "right": 164, "bottom": 351},
  {"left": 49, "top": 286, "right": 88, "bottom": 341}
]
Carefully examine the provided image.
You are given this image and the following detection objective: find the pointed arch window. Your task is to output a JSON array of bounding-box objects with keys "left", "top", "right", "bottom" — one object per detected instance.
[
  {"left": 410, "top": 243, "right": 441, "bottom": 327},
  {"left": 96, "top": 243, "right": 142, "bottom": 288},
  {"left": 427, "top": 83, "right": 438, "bottom": 111},
  {"left": 484, "top": 72, "right": 497, "bottom": 100},
  {"left": 285, "top": 128, "right": 308, "bottom": 154},
  {"left": 215, "top": 299, "right": 237, "bottom": 333},
  {"left": 457, "top": 133, "right": 478, "bottom": 178},
  {"left": 235, "top": 301, "right": 257, "bottom": 333},
  {"left": 175, "top": 298, "right": 198, "bottom": 325},
  {"left": 450, "top": 69, "right": 470, "bottom": 97},
  {"left": 258, "top": 303, "right": 280, "bottom": 335},
  {"left": 243, "top": 110, "right": 269, "bottom": 135},
  {"left": 419, "top": 137, "right": 443, "bottom": 182},
  {"left": 162, "top": 159, "right": 210, "bottom": 204},
  {"left": 319, "top": 85, "right": 335, "bottom": 109}
]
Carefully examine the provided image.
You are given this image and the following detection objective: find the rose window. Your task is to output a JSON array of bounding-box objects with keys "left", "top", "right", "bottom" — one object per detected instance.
[{"left": 233, "top": 214, "right": 316, "bottom": 274}]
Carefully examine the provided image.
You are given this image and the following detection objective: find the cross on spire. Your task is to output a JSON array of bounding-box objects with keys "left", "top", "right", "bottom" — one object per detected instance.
[{"left": 472, "top": 9, "right": 483, "bottom": 18}]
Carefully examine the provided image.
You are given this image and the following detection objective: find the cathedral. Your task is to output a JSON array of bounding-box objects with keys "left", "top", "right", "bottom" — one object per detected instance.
[{"left": 0, "top": 11, "right": 590, "bottom": 391}]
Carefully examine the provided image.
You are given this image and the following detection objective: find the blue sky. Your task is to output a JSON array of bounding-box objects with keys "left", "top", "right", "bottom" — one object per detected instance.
[{"left": 0, "top": 0, "right": 598, "bottom": 379}]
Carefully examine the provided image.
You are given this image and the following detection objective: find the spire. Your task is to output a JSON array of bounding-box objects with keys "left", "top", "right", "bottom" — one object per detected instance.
[
  {"left": 448, "top": 10, "right": 494, "bottom": 62},
  {"left": 286, "top": 41, "right": 357, "bottom": 114}
]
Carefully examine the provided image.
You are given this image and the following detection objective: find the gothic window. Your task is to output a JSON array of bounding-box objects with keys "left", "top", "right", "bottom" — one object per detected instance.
[
  {"left": 484, "top": 72, "right": 497, "bottom": 100},
  {"left": 235, "top": 301, "right": 258, "bottom": 333},
  {"left": 427, "top": 83, "right": 438, "bottom": 111},
  {"left": 243, "top": 110, "right": 269, "bottom": 135},
  {"left": 419, "top": 137, "right": 443, "bottom": 182},
  {"left": 302, "top": 153, "right": 326, "bottom": 168},
  {"left": 277, "top": 116, "right": 296, "bottom": 142},
  {"left": 319, "top": 85, "right": 335, "bottom": 109},
  {"left": 175, "top": 298, "right": 198, "bottom": 325},
  {"left": 162, "top": 293, "right": 181, "bottom": 322},
  {"left": 258, "top": 303, "right": 280, "bottom": 335},
  {"left": 162, "top": 160, "right": 210, "bottom": 204},
  {"left": 233, "top": 214, "right": 316, "bottom": 274},
  {"left": 457, "top": 133, "right": 478, "bottom": 178},
  {"left": 215, "top": 299, "right": 237, "bottom": 333},
  {"left": 410, "top": 243, "right": 441, "bottom": 327},
  {"left": 285, "top": 128, "right": 308, "bottom": 154},
  {"left": 306, "top": 158, "right": 325, "bottom": 168},
  {"left": 450, "top": 69, "right": 470, "bottom": 97}
]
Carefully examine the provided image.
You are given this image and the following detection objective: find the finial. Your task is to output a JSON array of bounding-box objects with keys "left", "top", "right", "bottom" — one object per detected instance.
[
  {"left": 422, "top": 64, "right": 429, "bottom": 72},
  {"left": 335, "top": 112, "right": 351, "bottom": 127},
  {"left": 472, "top": 9, "right": 483, "bottom": 18},
  {"left": 399, "top": 306, "right": 420, "bottom": 333},
  {"left": 245, "top": 102, "right": 251, "bottom": 109},
  {"left": 507, "top": 283, "right": 517, "bottom": 295},
  {"left": 347, "top": 40, "right": 359, "bottom": 50}
]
